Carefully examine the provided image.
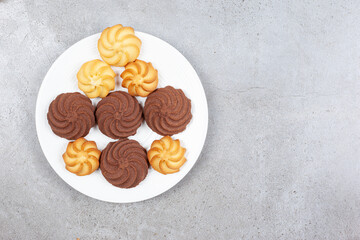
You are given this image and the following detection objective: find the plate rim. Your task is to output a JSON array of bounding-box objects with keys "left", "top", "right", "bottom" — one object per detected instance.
[{"left": 35, "top": 31, "right": 208, "bottom": 203}]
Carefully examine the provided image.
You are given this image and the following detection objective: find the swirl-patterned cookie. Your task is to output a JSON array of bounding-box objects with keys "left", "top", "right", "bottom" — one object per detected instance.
[
  {"left": 148, "top": 136, "right": 186, "bottom": 174},
  {"left": 77, "top": 59, "right": 115, "bottom": 98},
  {"left": 95, "top": 91, "right": 143, "bottom": 139},
  {"left": 100, "top": 139, "right": 149, "bottom": 188},
  {"left": 98, "top": 24, "right": 141, "bottom": 67},
  {"left": 62, "top": 138, "right": 101, "bottom": 176},
  {"left": 47, "top": 92, "right": 95, "bottom": 140},
  {"left": 121, "top": 60, "right": 158, "bottom": 97},
  {"left": 144, "top": 86, "right": 192, "bottom": 136}
]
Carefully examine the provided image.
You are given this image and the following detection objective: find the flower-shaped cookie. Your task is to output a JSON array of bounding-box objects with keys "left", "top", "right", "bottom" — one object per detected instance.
[
  {"left": 144, "top": 86, "right": 192, "bottom": 136},
  {"left": 95, "top": 91, "right": 143, "bottom": 139},
  {"left": 147, "top": 136, "right": 186, "bottom": 174},
  {"left": 98, "top": 24, "right": 141, "bottom": 67},
  {"left": 121, "top": 60, "right": 158, "bottom": 97},
  {"left": 62, "top": 138, "right": 101, "bottom": 176},
  {"left": 47, "top": 92, "right": 95, "bottom": 140},
  {"left": 100, "top": 139, "right": 149, "bottom": 188},
  {"left": 77, "top": 59, "right": 115, "bottom": 98}
]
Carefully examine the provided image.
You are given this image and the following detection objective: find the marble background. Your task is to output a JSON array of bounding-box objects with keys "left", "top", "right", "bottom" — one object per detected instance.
[{"left": 1, "top": 0, "right": 360, "bottom": 239}]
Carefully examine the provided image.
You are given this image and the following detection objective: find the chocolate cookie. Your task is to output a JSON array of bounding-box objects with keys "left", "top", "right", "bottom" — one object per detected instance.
[
  {"left": 47, "top": 92, "right": 95, "bottom": 140},
  {"left": 144, "top": 86, "right": 192, "bottom": 136},
  {"left": 95, "top": 91, "right": 143, "bottom": 139},
  {"left": 100, "top": 139, "right": 149, "bottom": 188}
]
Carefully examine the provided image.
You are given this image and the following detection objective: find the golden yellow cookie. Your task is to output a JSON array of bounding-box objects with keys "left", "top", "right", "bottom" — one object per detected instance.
[
  {"left": 98, "top": 24, "right": 141, "bottom": 67},
  {"left": 62, "top": 138, "right": 101, "bottom": 176},
  {"left": 147, "top": 136, "right": 186, "bottom": 174},
  {"left": 121, "top": 60, "right": 158, "bottom": 97},
  {"left": 77, "top": 59, "right": 115, "bottom": 98}
]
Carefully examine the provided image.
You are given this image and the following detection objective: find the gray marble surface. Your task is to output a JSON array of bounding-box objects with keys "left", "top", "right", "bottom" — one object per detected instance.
[{"left": 1, "top": 0, "right": 360, "bottom": 239}]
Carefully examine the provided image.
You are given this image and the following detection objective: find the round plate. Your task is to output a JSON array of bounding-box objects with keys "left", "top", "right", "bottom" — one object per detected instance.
[{"left": 35, "top": 32, "right": 208, "bottom": 203}]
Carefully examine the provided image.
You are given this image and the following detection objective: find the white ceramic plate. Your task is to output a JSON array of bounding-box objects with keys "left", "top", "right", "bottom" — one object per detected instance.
[{"left": 35, "top": 32, "right": 208, "bottom": 203}]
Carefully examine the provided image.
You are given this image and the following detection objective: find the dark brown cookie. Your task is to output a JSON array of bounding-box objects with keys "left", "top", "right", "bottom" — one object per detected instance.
[
  {"left": 100, "top": 139, "right": 149, "bottom": 188},
  {"left": 144, "top": 86, "right": 192, "bottom": 136},
  {"left": 95, "top": 91, "right": 143, "bottom": 139},
  {"left": 47, "top": 92, "right": 95, "bottom": 140}
]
